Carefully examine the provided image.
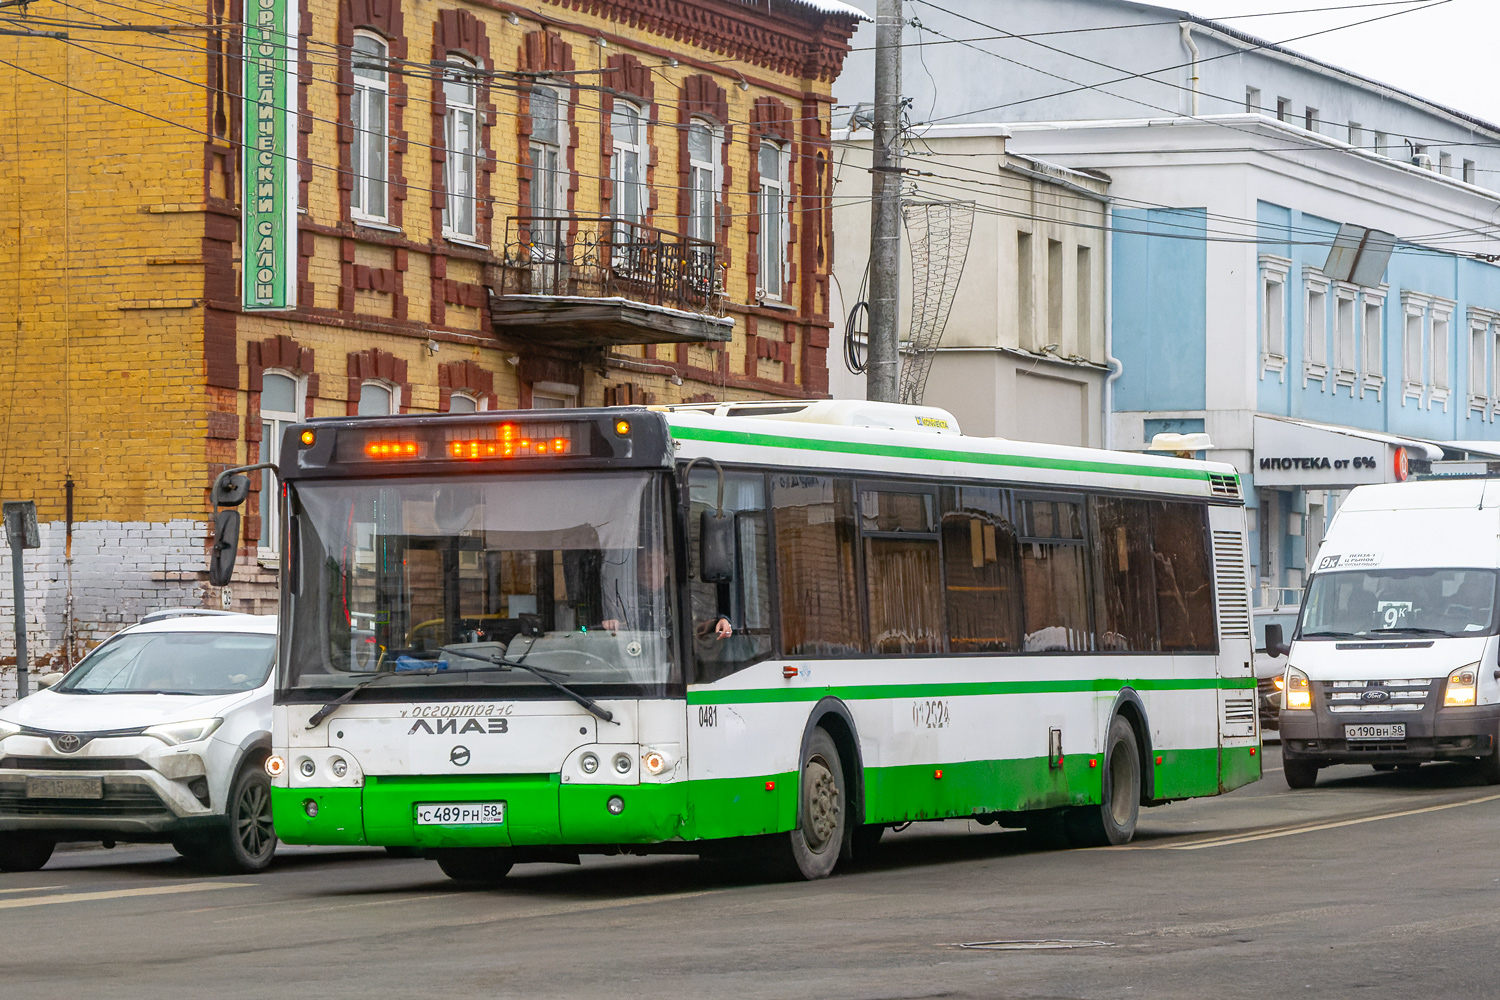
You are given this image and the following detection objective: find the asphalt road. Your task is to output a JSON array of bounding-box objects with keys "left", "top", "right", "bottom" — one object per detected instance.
[{"left": 6, "top": 744, "right": 1500, "bottom": 1000}]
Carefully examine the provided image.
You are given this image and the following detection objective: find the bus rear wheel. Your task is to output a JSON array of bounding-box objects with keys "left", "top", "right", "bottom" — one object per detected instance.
[
  {"left": 432, "top": 847, "right": 514, "bottom": 883},
  {"left": 774, "top": 728, "right": 846, "bottom": 880},
  {"left": 1065, "top": 715, "right": 1141, "bottom": 847}
]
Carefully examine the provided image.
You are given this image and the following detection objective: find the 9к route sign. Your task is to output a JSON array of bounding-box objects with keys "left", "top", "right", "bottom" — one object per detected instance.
[{"left": 242, "top": 0, "right": 298, "bottom": 311}]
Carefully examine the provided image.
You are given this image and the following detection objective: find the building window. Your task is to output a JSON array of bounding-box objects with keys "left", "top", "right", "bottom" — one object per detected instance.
[
  {"left": 1304, "top": 106, "right": 1318, "bottom": 133},
  {"left": 1018, "top": 231, "right": 1036, "bottom": 352},
  {"left": 260, "top": 371, "right": 303, "bottom": 554},
  {"left": 1470, "top": 318, "right": 1489, "bottom": 409},
  {"left": 1347, "top": 121, "right": 1361, "bottom": 146},
  {"left": 358, "top": 380, "right": 396, "bottom": 415},
  {"left": 449, "top": 392, "right": 479, "bottom": 413},
  {"left": 1464, "top": 159, "right": 1477, "bottom": 184},
  {"left": 1245, "top": 87, "right": 1260, "bottom": 113},
  {"left": 350, "top": 32, "right": 390, "bottom": 223},
  {"left": 1076, "top": 245, "right": 1092, "bottom": 346},
  {"left": 1304, "top": 271, "right": 1329, "bottom": 384},
  {"left": 1275, "top": 97, "right": 1291, "bottom": 122},
  {"left": 1373, "top": 131, "right": 1388, "bottom": 156},
  {"left": 757, "top": 140, "right": 788, "bottom": 300},
  {"left": 442, "top": 59, "right": 479, "bottom": 241},
  {"left": 528, "top": 86, "right": 566, "bottom": 251},
  {"left": 529, "top": 382, "right": 577, "bottom": 409},
  {"left": 1047, "top": 239, "right": 1064, "bottom": 346},
  {"left": 1403, "top": 298, "right": 1426, "bottom": 402},
  {"left": 1431, "top": 305, "right": 1452, "bottom": 407},
  {"left": 1439, "top": 151, "right": 1453, "bottom": 177},
  {"left": 1361, "top": 291, "right": 1385, "bottom": 398},
  {"left": 611, "top": 102, "right": 646, "bottom": 227},
  {"left": 1334, "top": 287, "right": 1357, "bottom": 386},
  {"left": 1260, "top": 255, "right": 1290, "bottom": 377},
  {"left": 687, "top": 119, "right": 717, "bottom": 246}
]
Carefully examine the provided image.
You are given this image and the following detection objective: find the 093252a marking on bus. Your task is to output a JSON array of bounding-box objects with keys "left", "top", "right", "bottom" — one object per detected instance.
[{"left": 913, "top": 699, "right": 950, "bottom": 729}]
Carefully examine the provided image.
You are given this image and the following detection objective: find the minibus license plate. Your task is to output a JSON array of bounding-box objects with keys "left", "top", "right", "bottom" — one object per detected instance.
[
  {"left": 1345, "top": 724, "right": 1405, "bottom": 741},
  {"left": 415, "top": 802, "right": 505, "bottom": 825}
]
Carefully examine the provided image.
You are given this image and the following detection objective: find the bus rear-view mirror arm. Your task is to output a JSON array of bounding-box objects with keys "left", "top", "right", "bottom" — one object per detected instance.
[
  {"left": 207, "top": 462, "right": 279, "bottom": 588},
  {"left": 1263, "top": 622, "right": 1289, "bottom": 658},
  {"left": 681, "top": 456, "right": 735, "bottom": 584}
]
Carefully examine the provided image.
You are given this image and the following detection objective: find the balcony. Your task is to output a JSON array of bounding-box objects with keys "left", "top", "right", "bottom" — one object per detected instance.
[{"left": 489, "top": 216, "right": 734, "bottom": 349}]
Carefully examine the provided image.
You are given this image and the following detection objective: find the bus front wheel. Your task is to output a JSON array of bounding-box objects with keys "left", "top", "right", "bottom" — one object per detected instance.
[
  {"left": 432, "top": 847, "right": 515, "bottom": 883},
  {"left": 777, "top": 728, "right": 846, "bottom": 880},
  {"left": 1065, "top": 715, "right": 1141, "bottom": 847}
]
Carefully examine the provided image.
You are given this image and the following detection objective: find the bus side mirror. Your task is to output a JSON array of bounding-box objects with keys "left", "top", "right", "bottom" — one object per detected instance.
[
  {"left": 1264, "top": 623, "right": 1288, "bottom": 658},
  {"left": 700, "top": 510, "right": 734, "bottom": 583},
  {"left": 212, "top": 474, "right": 251, "bottom": 507},
  {"left": 208, "top": 509, "right": 241, "bottom": 587}
]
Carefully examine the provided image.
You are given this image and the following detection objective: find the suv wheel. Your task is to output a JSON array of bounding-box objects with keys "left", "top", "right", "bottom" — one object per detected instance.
[
  {"left": 0, "top": 833, "right": 55, "bottom": 872},
  {"left": 182, "top": 764, "right": 277, "bottom": 874}
]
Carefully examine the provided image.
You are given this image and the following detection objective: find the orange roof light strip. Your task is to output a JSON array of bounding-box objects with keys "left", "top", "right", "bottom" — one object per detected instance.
[{"left": 447, "top": 432, "right": 572, "bottom": 460}]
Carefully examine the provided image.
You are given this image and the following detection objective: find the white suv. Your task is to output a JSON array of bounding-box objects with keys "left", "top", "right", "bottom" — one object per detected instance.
[{"left": 0, "top": 612, "right": 277, "bottom": 873}]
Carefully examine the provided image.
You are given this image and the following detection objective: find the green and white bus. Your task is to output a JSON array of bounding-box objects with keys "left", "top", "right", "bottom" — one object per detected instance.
[{"left": 241, "top": 400, "right": 1258, "bottom": 881}]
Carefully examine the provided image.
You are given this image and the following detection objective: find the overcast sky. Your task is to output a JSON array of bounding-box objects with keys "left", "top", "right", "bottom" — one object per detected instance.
[{"left": 1165, "top": 0, "right": 1500, "bottom": 124}]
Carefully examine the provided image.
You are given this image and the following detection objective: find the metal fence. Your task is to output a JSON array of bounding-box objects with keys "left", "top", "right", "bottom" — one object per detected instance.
[{"left": 497, "top": 216, "right": 724, "bottom": 316}]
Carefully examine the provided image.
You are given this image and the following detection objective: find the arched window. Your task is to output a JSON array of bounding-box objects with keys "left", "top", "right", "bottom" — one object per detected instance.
[
  {"left": 260, "top": 371, "right": 303, "bottom": 554},
  {"left": 448, "top": 392, "right": 479, "bottom": 413},
  {"left": 358, "top": 380, "right": 397, "bottom": 415},
  {"left": 443, "top": 58, "right": 478, "bottom": 240},
  {"left": 351, "top": 32, "right": 390, "bottom": 222},
  {"left": 758, "top": 141, "right": 788, "bottom": 299}
]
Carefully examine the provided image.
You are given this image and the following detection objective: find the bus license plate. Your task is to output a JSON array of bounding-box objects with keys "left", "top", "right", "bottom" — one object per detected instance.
[
  {"left": 415, "top": 802, "right": 505, "bottom": 826},
  {"left": 1345, "top": 724, "right": 1405, "bottom": 741}
]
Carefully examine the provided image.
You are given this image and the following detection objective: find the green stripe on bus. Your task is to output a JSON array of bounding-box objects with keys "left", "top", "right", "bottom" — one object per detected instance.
[
  {"left": 668, "top": 424, "right": 1216, "bottom": 483},
  {"left": 686, "top": 675, "right": 1256, "bottom": 706}
]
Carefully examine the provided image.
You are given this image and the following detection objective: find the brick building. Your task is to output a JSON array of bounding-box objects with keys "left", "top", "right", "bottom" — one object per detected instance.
[{"left": 0, "top": 0, "right": 861, "bottom": 679}]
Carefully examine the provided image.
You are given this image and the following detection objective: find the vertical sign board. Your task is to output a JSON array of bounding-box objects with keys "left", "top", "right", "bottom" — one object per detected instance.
[{"left": 242, "top": 0, "right": 299, "bottom": 310}]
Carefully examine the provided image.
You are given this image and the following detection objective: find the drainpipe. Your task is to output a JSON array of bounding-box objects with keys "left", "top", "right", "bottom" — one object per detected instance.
[
  {"left": 1103, "top": 203, "right": 1123, "bottom": 450},
  {"left": 1179, "top": 22, "right": 1200, "bottom": 116}
]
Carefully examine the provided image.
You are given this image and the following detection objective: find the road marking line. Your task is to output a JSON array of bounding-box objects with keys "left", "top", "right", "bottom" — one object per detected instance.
[
  {"left": 1123, "top": 792, "right": 1500, "bottom": 851},
  {"left": 0, "top": 881, "right": 249, "bottom": 910},
  {"left": 0, "top": 885, "right": 63, "bottom": 896}
]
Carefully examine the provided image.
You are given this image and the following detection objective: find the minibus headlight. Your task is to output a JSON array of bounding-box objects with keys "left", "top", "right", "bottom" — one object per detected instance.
[
  {"left": 1284, "top": 667, "right": 1312, "bottom": 711},
  {"left": 1444, "top": 663, "right": 1480, "bottom": 707}
]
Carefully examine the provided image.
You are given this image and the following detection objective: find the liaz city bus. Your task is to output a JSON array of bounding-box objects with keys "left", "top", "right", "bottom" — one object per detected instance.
[{"left": 211, "top": 400, "right": 1259, "bottom": 881}]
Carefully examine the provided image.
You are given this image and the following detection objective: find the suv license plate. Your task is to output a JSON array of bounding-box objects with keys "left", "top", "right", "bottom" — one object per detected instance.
[
  {"left": 1345, "top": 724, "right": 1405, "bottom": 741},
  {"left": 415, "top": 802, "right": 505, "bottom": 826},
  {"left": 26, "top": 776, "right": 103, "bottom": 799}
]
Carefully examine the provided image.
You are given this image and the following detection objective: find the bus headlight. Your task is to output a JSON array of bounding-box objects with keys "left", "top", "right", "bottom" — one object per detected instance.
[
  {"left": 1284, "top": 667, "right": 1312, "bottom": 711},
  {"left": 1444, "top": 664, "right": 1480, "bottom": 707}
]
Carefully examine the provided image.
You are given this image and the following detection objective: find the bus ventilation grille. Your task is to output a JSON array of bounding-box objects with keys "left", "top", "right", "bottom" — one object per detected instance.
[
  {"left": 1212, "top": 530, "right": 1251, "bottom": 638},
  {"left": 1221, "top": 698, "right": 1257, "bottom": 738},
  {"left": 1207, "top": 473, "right": 1241, "bottom": 498}
]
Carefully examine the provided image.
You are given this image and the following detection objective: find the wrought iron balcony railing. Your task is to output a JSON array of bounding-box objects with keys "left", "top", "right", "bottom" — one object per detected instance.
[{"left": 497, "top": 216, "right": 725, "bottom": 317}]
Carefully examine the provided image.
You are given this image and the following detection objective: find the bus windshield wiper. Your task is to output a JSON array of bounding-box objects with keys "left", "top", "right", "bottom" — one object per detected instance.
[
  {"left": 1370, "top": 627, "right": 1450, "bottom": 636},
  {"left": 439, "top": 646, "right": 616, "bottom": 724},
  {"left": 1300, "top": 630, "right": 1363, "bottom": 639},
  {"left": 305, "top": 661, "right": 513, "bottom": 729}
]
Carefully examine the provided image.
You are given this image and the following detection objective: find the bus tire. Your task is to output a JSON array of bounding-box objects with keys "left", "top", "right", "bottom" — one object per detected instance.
[
  {"left": 431, "top": 848, "right": 514, "bottom": 883},
  {"left": 1284, "top": 759, "right": 1319, "bottom": 788},
  {"left": 840, "top": 823, "right": 884, "bottom": 869},
  {"left": 777, "top": 728, "right": 846, "bottom": 880},
  {"left": 1065, "top": 715, "right": 1141, "bottom": 847},
  {"left": 0, "top": 833, "right": 55, "bottom": 872}
]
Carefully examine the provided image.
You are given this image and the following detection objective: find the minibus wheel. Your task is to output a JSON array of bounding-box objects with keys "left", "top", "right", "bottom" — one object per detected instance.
[
  {"left": 1477, "top": 748, "right": 1500, "bottom": 785},
  {"left": 1284, "top": 759, "right": 1319, "bottom": 788}
]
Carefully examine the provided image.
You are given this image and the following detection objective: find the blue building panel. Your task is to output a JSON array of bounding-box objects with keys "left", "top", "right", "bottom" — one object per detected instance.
[{"left": 1111, "top": 208, "right": 1208, "bottom": 412}]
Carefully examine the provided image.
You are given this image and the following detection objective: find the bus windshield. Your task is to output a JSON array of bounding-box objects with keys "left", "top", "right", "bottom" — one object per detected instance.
[
  {"left": 285, "top": 472, "right": 675, "bottom": 696},
  {"left": 1300, "top": 568, "right": 1499, "bottom": 639}
]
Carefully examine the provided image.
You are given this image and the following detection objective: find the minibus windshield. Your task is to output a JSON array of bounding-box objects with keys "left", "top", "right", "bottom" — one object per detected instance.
[{"left": 1299, "top": 568, "right": 1499, "bottom": 639}]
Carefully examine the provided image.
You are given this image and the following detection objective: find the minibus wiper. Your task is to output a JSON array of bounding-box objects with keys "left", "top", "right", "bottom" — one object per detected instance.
[
  {"left": 1371, "top": 627, "right": 1450, "bottom": 636},
  {"left": 1301, "top": 630, "right": 1363, "bottom": 639},
  {"left": 438, "top": 646, "right": 617, "bottom": 724}
]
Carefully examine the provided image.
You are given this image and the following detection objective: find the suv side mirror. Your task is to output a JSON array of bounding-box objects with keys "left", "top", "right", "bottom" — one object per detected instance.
[
  {"left": 208, "top": 509, "right": 241, "bottom": 587},
  {"left": 1264, "top": 622, "right": 1289, "bottom": 658},
  {"left": 699, "top": 510, "right": 735, "bottom": 583}
]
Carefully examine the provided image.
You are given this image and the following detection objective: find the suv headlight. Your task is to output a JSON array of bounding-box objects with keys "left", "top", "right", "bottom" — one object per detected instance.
[
  {"left": 0, "top": 720, "right": 19, "bottom": 741},
  {"left": 143, "top": 718, "right": 223, "bottom": 746},
  {"left": 1284, "top": 666, "right": 1312, "bottom": 711},
  {"left": 1444, "top": 664, "right": 1480, "bottom": 707}
]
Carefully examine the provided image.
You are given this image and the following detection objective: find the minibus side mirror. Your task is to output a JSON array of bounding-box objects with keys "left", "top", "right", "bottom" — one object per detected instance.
[
  {"left": 208, "top": 509, "right": 241, "bottom": 588},
  {"left": 699, "top": 510, "right": 735, "bottom": 583},
  {"left": 1264, "top": 623, "right": 1289, "bottom": 657}
]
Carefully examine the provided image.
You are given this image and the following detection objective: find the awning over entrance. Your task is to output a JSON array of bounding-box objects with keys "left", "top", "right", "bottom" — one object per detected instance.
[{"left": 1252, "top": 415, "right": 1442, "bottom": 488}]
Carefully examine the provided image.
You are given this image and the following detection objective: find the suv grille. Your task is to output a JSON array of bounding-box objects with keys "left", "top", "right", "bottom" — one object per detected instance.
[
  {"left": 0, "top": 756, "right": 151, "bottom": 771},
  {"left": 1324, "top": 678, "right": 1432, "bottom": 714},
  {"left": 0, "top": 782, "right": 170, "bottom": 818}
]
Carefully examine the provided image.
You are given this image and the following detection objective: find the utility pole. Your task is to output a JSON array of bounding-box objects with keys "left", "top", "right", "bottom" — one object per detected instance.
[{"left": 866, "top": 0, "right": 902, "bottom": 403}]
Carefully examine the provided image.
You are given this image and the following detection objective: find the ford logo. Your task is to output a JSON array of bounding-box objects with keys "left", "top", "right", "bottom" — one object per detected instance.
[
  {"left": 1361, "top": 689, "right": 1391, "bottom": 703},
  {"left": 54, "top": 734, "right": 82, "bottom": 753}
]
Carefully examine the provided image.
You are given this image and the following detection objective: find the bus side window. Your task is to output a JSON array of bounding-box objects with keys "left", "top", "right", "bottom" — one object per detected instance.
[
  {"left": 940, "top": 486, "right": 1023, "bottom": 653},
  {"left": 1089, "top": 496, "right": 1159, "bottom": 652},
  {"left": 688, "top": 470, "right": 772, "bottom": 682},
  {"left": 861, "top": 489, "right": 943, "bottom": 654},
  {"left": 1017, "top": 497, "right": 1092, "bottom": 652},
  {"left": 770, "top": 474, "right": 862, "bottom": 657},
  {"left": 1150, "top": 501, "right": 1217, "bottom": 652}
]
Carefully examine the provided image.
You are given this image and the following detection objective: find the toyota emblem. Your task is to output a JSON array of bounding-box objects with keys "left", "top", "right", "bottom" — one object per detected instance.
[
  {"left": 54, "top": 734, "right": 82, "bottom": 753},
  {"left": 450, "top": 745, "right": 471, "bottom": 767}
]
